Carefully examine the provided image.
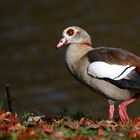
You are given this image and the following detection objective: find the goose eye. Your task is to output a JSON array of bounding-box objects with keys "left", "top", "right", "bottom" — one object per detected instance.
[{"left": 66, "top": 29, "right": 74, "bottom": 36}]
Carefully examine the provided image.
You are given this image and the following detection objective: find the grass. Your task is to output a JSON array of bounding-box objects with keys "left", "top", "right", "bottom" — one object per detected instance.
[{"left": 0, "top": 110, "right": 140, "bottom": 140}]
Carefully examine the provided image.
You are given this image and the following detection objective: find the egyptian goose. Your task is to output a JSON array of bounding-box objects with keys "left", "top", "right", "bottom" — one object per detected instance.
[{"left": 56, "top": 26, "right": 140, "bottom": 123}]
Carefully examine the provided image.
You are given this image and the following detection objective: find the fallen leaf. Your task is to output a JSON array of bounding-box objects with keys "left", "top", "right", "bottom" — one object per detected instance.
[{"left": 98, "top": 127, "right": 108, "bottom": 137}]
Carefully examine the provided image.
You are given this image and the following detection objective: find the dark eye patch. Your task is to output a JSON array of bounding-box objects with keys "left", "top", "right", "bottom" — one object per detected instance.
[{"left": 66, "top": 29, "right": 74, "bottom": 36}]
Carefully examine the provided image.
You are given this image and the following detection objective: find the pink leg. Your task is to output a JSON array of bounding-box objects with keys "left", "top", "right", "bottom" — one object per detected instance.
[
  {"left": 108, "top": 104, "right": 115, "bottom": 120},
  {"left": 118, "top": 97, "right": 139, "bottom": 123}
]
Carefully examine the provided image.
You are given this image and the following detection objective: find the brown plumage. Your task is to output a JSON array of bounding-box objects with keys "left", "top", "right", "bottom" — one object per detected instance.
[{"left": 87, "top": 47, "right": 140, "bottom": 67}]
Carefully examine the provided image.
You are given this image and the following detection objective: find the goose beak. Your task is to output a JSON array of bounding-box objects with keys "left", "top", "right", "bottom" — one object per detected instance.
[{"left": 56, "top": 37, "right": 68, "bottom": 49}]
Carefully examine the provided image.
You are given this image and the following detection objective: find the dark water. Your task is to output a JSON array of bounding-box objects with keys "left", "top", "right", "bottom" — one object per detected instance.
[{"left": 0, "top": 0, "right": 140, "bottom": 118}]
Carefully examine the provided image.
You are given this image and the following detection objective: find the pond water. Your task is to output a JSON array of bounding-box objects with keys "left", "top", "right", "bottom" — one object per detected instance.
[{"left": 0, "top": 0, "right": 140, "bottom": 118}]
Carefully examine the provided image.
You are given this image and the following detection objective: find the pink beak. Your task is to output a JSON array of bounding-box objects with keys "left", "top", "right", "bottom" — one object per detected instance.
[{"left": 56, "top": 38, "right": 68, "bottom": 49}]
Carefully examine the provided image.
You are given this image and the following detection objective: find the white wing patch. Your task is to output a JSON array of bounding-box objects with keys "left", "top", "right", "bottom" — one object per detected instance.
[{"left": 88, "top": 61, "right": 135, "bottom": 80}]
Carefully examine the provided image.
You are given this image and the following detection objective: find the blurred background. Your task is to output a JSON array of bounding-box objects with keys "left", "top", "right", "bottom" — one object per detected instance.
[{"left": 0, "top": 0, "right": 140, "bottom": 118}]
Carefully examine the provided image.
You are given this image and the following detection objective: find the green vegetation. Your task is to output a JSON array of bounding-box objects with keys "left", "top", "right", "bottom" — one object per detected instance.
[{"left": 0, "top": 110, "right": 140, "bottom": 140}]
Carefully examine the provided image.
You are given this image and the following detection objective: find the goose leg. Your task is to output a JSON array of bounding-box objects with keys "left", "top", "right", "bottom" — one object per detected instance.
[
  {"left": 118, "top": 97, "right": 139, "bottom": 123},
  {"left": 109, "top": 104, "right": 115, "bottom": 120}
]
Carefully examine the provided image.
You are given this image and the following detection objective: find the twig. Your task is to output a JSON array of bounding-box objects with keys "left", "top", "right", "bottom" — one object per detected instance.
[{"left": 5, "top": 84, "right": 13, "bottom": 113}]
